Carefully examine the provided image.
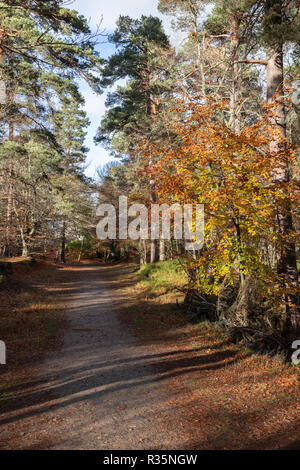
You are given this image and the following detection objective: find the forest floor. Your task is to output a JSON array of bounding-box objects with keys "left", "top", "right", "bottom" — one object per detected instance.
[{"left": 0, "top": 261, "right": 299, "bottom": 450}]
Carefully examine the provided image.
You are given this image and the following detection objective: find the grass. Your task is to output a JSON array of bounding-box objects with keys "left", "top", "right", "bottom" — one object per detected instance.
[
  {"left": 117, "top": 260, "right": 189, "bottom": 336},
  {"left": 138, "top": 258, "right": 188, "bottom": 294}
]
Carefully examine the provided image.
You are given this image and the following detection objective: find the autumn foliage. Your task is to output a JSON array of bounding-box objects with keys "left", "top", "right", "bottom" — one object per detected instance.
[{"left": 150, "top": 98, "right": 298, "bottom": 306}]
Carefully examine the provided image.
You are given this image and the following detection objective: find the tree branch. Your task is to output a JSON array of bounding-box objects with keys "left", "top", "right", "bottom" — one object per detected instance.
[{"left": 237, "top": 59, "right": 268, "bottom": 66}]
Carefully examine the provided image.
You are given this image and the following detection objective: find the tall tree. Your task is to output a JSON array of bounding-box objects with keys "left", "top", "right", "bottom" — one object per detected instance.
[
  {"left": 0, "top": 1, "right": 102, "bottom": 258},
  {"left": 52, "top": 92, "right": 91, "bottom": 262},
  {"left": 97, "top": 15, "right": 171, "bottom": 263},
  {"left": 236, "top": 0, "right": 299, "bottom": 327}
]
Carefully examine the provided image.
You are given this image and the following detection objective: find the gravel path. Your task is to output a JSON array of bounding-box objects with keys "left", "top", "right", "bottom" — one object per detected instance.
[{"left": 0, "top": 264, "right": 186, "bottom": 450}]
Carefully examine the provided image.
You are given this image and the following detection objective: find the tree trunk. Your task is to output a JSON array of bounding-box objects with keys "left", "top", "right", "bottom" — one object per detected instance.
[
  {"left": 229, "top": 14, "right": 242, "bottom": 134},
  {"left": 149, "top": 172, "right": 158, "bottom": 263},
  {"left": 265, "top": 0, "right": 299, "bottom": 329},
  {"left": 159, "top": 239, "right": 165, "bottom": 262},
  {"left": 13, "top": 200, "right": 29, "bottom": 258},
  {"left": 20, "top": 228, "right": 29, "bottom": 258},
  {"left": 78, "top": 237, "right": 84, "bottom": 263},
  {"left": 139, "top": 240, "right": 147, "bottom": 265},
  {"left": 4, "top": 122, "right": 14, "bottom": 256},
  {"left": 146, "top": 82, "right": 158, "bottom": 264},
  {"left": 60, "top": 220, "right": 66, "bottom": 263}
]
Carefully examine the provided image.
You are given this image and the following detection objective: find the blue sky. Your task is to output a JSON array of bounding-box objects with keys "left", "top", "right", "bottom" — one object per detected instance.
[{"left": 71, "top": 0, "right": 172, "bottom": 178}]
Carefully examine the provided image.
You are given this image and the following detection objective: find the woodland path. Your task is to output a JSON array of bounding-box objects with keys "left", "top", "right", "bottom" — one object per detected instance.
[{"left": 0, "top": 263, "right": 189, "bottom": 450}]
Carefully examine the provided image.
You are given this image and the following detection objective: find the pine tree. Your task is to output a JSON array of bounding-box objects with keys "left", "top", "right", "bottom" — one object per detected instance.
[
  {"left": 97, "top": 15, "right": 171, "bottom": 263},
  {"left": 0, "top": 1, "right": 102, "bottom": 258}
]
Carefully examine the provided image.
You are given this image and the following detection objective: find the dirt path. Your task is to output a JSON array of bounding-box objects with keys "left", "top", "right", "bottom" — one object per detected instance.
[
  {"left": 1, "top": 262, "right": 299, "bottom": 450},
  {"left": 0, "top": 263, "right": 189, "bottom": 450}
]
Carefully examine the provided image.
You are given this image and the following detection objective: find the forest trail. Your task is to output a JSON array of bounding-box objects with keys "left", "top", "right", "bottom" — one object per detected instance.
[
  {"left": 0, "top": 263, "right": 189, "bottom": 450},
  {"left": 1, "top": 262, "right": 299, "bottom": 450}
]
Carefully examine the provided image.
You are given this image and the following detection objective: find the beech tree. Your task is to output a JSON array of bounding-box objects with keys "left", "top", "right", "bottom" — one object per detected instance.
[{"left": 154, "top": 0, "right": 299, "bottom": 331}]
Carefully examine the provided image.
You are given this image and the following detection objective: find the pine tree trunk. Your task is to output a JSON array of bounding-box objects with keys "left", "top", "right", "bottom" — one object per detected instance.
[
  {"left": 265, "top": 1, "right": 299, "bottom": 329},
  {"left": 140, "top": 240, "right": 147, "bottom": 265},
  {"left": 78, "top": 237, "right": 84, "bottom": 263},
  {"left": 60, "top": 220, "right": 66, "bottom": 263},
  {"left": 159, "top": 239, "right": 165, "bottom": 262},
  {"left": 13, "top": 201, "right": 29, "bottom": 258},
  {"left": 150, "top": 171, "right": 158, "bottom": 264},
  {"left": 4, "top": 122, "right": 14, "bottom": 257},
  {"left": 20, "top": 228, "right": 29, "bottom": 258},
  {"left": 229, "top": 14, "right": 241, "bottom": 134},
  {"left": 146, "top": 81, "right": 158, "bottom": 264}
]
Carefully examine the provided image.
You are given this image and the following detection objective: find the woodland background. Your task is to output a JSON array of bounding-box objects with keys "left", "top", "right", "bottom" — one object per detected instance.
[{"left": 0, "top": 0, "right": 299, "bottom": 354}]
